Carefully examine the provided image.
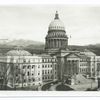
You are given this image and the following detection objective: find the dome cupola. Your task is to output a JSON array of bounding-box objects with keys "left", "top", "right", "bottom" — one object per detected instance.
[
  {"left": 48, "top": 11, "right": 65, "bottom": 31},
  {"left": 45, "top": 11, "right": 68, "bottom": 51}
]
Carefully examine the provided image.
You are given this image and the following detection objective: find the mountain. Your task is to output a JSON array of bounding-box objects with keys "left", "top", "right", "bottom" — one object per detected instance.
[
  {"left": 1, "top": 39, "right": 100, "bottom": 56},
  {"left": 69, "top": 44, "right": 100, "bottom": 56},
  {"left": 0, "top": 39, "right": 45, "bottom": 54},
  {"left": 6, "top": 39, "right": 44, "bottom": 47}
]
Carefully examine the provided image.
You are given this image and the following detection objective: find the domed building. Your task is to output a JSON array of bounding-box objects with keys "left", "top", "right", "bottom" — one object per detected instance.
[
  {"left": 45, "top": 11, "right": 68, "bottom": 52},
  {"left": 4, "top": 47, "right": 57, "bottom": 89},
  {"left": 5, "top": 48, "right": 43, "bottom": 88},
  {"left": 0, "top": 11, "right": 100, "bottom": 90}
]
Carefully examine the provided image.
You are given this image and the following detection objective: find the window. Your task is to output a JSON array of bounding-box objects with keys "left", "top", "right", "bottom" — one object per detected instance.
[
  {"left": 38, "top": 73, "right": 40, "bottom": 75},
  {"left": 45, "top": 70, "right": 47, "bottom": 74},
  {"left": 42, "top": 70, "right": 44, "bottom": 74},
  {"left": 29, "top": 79, "right": 31, "bottom": 82},
  {"left": 38, "top": 65, "right": 40, "bottom": 68},
  {"left": 32, "top": 65, "right": 35, "bottom": 68},
  {"left": 45, "top": 65, "right": 47, "bottom": 68},
  {"left": 38, "top": 78, "right": 40, "bottom": 81},
  {"left": 23, "top": 59, "right": 26, "bottom": 63},
  {"left": 24, "top": 79, "right": 26, "bottom": 82},
  {"left": 42, "top": 65, "right": 44, "bottom": 68},
  {"left": 92, "top": 68, "right": 94, "bottom": 72},
  {"left": 16, "top": 74, "right": 18, "bottom": 77},
  {"left": 27, "top": 72, "right": 29, "bottom": 76},
  {"left": 42, "top": 59, "right": 45, "bottom": 62},
  {"left": 33, "top": 78, "right": 35, "bottom": 82},
  {"left": 49, "top": 59, "right": 51, "bottom": 62},
  {"left": 23, "top": 66, "right": 26, "bottom": 69},
  {"left": 23, "top": 74, "right": 25, "bottom": 76},
  {"left": 16, "top": 66, "right": 18, "bottom": 68},
  {"left": 51, "top": 65, "right": 52, "bottom": 67},
  {"left": 48, "top": 76, "right": 49, "bottom": 79},
  {"left": 28, "top": 65, "right": 30, "bottom": 69}
]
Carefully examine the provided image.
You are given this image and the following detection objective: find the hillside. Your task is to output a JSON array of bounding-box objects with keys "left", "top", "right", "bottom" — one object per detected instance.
[
  {"left": 0, "top": 39, "right": 45, "bottom": 54},
  {"left": 0, "top": 39, "right": 100, "bottom": 55}
]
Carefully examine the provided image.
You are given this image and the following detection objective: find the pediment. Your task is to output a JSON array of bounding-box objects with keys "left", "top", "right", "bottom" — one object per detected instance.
[{"left": 64, "top": 53, "right": 80, "bottom": 58}]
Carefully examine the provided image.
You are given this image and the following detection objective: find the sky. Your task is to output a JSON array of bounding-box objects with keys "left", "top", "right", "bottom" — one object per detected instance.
[{"left": 0, "top": 5, "right": 100, "bottom": 45}]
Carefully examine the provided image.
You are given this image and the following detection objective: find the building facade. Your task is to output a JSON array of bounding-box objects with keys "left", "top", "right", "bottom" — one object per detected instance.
[{"left": 0, "top": 49, "right": 57, "bottom": 88}]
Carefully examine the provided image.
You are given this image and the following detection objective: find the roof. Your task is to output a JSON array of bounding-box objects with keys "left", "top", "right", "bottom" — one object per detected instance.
[
  {"left": 82, "top": 49, "right": 96, "bottom": 56},
  {"left": 48, "top": 12, "right": 65, "bottom": 31},
  {"left": 39, "top": 53, "right": 52, "bottom": 57},
  {"left": 49, "top": 19, "right": 65, "bottom": 31},
  {"left": 7, "top": 49, "right": 32, "bottom": 56}
]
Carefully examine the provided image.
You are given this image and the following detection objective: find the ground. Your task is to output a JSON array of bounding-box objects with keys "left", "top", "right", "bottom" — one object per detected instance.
[
  {"left": 56, "top": 84, "right": 74, "bottom": 91},
  {"left": 41, "top": 80, "right": 98, "bottom": 91}
]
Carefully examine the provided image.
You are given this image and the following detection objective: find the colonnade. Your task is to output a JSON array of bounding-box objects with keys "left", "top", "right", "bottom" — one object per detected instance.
[
  {"left": 65, "top": 60, "right": 79, "bottom": 75},
  {"left": 45, "top": 38, "right": 68, "bottom": 49}
]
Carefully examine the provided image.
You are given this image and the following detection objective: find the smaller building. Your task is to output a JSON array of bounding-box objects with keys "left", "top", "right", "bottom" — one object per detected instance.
[{"left": 0, "top": 48, "right": 58, "bottom": 89}]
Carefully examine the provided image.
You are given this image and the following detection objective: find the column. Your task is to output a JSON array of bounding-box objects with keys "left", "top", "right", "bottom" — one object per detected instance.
[
  {"left": 61, "top": 39, "right": 64, "bottom": 49},
  {"left": 57, "top": 39, "right": 59, "bottom": 48},
  {"left": 60, "top": 56, "right": 65, "bottom": 81},
  {"left": 53, "top": 39, "right": 55, "bottom": 48},
  {"left": 47, "top": 40, "right": 49, "bottom": 49},
  {"left": 71, "top": 60, "right": 72, "bottom": 75},
  {"left": 55, "top": 39, "right": 57, "bottom": 48},
  {"left": 50, "top": 39, "right": 51, "bottom": 48},
  {"left": 46, "top": 40, "right": 47, "bottom": 49},
  {"left": 66, "top": 39, "right": 68, "bottom": 47},
  {"left": 58, "top": 39, "right": 59, "bottom": 48},
  {"left": 57, "top": 39, "right": 58, "bottom": 48},
  {"left": 50, "top": 39, "right": 52, "bottom": 48},
  {"left": 49, "top": 40, "right": 50, "bottom": 48},
  {"left": 59, "top": 39, "right": 61, "bottom": 48},
  {"left": 54, "top": 39, "right": 55, "bottom": 48}
]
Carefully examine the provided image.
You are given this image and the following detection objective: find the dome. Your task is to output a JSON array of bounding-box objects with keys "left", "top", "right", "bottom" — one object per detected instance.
[
  {"left": 82, "top": 49, "right": 96, "bottom": 56},
  {"left": 7, "top": 49, "right": 32, "bottom": 56},
  {"left": 48, "top": 11, "right": 65, "bottom": 31}
]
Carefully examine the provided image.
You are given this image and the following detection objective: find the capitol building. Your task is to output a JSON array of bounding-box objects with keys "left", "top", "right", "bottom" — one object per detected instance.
[{"left": 0, "top": 11, "right": 100, "bottom": 89}]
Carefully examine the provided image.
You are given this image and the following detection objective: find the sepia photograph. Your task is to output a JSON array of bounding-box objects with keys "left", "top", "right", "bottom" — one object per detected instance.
[{"left": 0, "top": 1, "right": 100, "bottom": 95}]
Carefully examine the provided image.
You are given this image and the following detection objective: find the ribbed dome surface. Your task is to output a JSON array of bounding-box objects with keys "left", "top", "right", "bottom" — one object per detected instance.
[
  {"left": 48, "top": 11, "right": 65, "bottom": 31},
  {"left": 49, "top": 19, "right": 65, "bottom": 31},
  {"left": 7, "top": 50, "right": 32, "bottom": 56}
]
